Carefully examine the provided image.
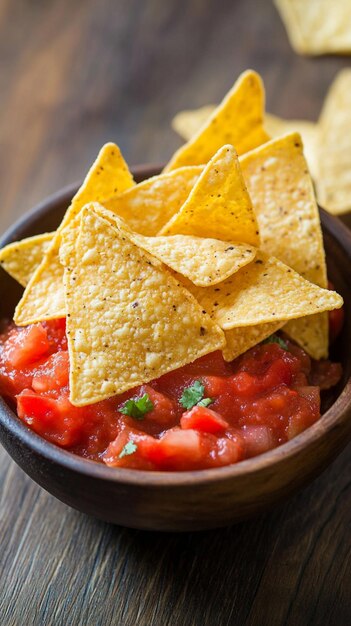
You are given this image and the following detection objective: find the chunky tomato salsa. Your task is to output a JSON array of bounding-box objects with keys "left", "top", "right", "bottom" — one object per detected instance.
[{"left": 0, "top": 317, "right": 342, "bottom": 471}]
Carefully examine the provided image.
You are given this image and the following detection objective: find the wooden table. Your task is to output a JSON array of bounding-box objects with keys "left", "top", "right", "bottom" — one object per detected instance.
[{"left": 1, "top": 1, "right": 350, "bottom": 624}]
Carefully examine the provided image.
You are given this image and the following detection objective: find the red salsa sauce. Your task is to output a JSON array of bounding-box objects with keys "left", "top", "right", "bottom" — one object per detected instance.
[{"left": 0, "top": 318, "right": 342, "bottom": 471}]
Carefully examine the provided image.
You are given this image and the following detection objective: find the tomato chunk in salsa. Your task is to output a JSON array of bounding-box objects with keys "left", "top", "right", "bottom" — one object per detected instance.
[{"left": 0, "top": 319, "right": 342, "bottom": 471}]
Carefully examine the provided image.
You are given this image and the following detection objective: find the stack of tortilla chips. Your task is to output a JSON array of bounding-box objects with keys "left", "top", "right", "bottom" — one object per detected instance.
[{"left": 0, "top": 70, "right": 343, "bottom": 407}]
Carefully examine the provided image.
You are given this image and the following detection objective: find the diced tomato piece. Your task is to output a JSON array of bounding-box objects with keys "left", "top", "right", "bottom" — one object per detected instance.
[
  {"left": 32, "top": 351, "right": 69, "bottom": 392},
  {"left": 230, "top": 358, "right": 292, "bottom": 397},
  {"left": 136, "top": 385, "right": 176, "bottom": 426},
  {"left": 17, "top": 389, "right": 85, "bottom": 447},
  {"left": 209, "top": 436, "right": 244, "bottom": 466},
  {"left": 202, "top": 375, "right": 231, "bottom": 397},
  {"left": 103, "top": 431, "right": 156, "bottom": 469},
  {"left": 42, "top": 319, "right": 67, "bottom": 351},
  {"left": 241, "top": 426, "right": 275, "bottom": 458},
  {"left": 140, "top": 428, "right": 203, "bottom": 470},
  {"left": 6, "top": 324, "right": 50, "bottom": 367},
  {"left": 180, "top": 405, "right": 229, "bottom": 433},
  {"left": 287, "top": 386, "right": 320, "bottom": 439}
]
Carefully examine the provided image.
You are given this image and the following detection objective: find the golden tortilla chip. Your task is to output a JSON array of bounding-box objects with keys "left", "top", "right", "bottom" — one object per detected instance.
[
  {"left": 14, "top": 143, "right": 134, "bottom": 325},
  {"left": 187, "top": 250, "right": 342, "bottom": 330},
  {"left": 274, "top": 0, "right": 351, "bottom": 55},
  {"left": 0, "top": 233, "right": 53, "bottom": 287},
  {"left": 134, "top": 236, "right": 256, "bottom": 287},
  {"left": 62, "top": 207, "right": 225, "bottom": 406},
  {"left": 282, "top": 314, "right": 329, "bottom": 361},
  {"left": 239, "top": 132, "right": 328, "bottom": 358},
  {"left": 223, "top": 322, "right": 284, "bottom": 362},
  {"left": 104, "top": 166, "right": 202, "bottom": 235},
  {"left": 164, "top": 70, "right": 269, "bottom": 172},
  {"left": 159, "top": 145, "right": 260, "bottom": 246},
  {"left": 80, "top": 204, "right": 257, "bottom": 287},
  {"left": 265, "top": 114, "right": 319, "bottom": 180},
  {"left": 171, "top": 106, "right": 216, "bottom": 141},
  {"left": 316, "top": 69, "right": 351, "bottom": 215},
  {"left": 171, "top": 106, "right": 318, "bottom": 180},
  {"left": 240, "top": 133, "right": 326, "bottom": 287}
]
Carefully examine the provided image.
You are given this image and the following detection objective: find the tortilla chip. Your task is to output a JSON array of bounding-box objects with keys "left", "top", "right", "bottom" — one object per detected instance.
[
  {"left": 265, "top": 114, "right": 319, "bottom": 180},
  {"left": 14, "top": 143, "right": 134, "bottom": 325},
  {"left": 187, "top": 250, "right": 342, "bottom": 330},
  {"left": 239, "top": 132, "right": 328, "bottom": 358},
  {"left": 274, "top": 0, "right": 351, "bottom": 55},
  {"left": 164, "top": 70, "right": 269, "bottom": 172},
  {"left": 282, "top": 314, "right": 329, "bottom": 361},
  {"left": 80, "top": 204, "right": 257, "bottom": 287},
  {"left": 316, "top": 69, "right": 351, "bottom": 215},
  {"left": 104, "top": 166, "right": 202, "bottom": 235},
  {"left": 171, "top": 105, "right": 318, "bottom": 180},
  {"left": 0, "top": 233, "right": 53, "bottom": 287},
  {"left": 62, "top": 207, "right": 225, "bottom": 406},
  {"left": 159, "top": 145, "right": 260, "bottom": 246},
  {"left": 171, "top": 106, "right": 216, "bottom": 141},
  {"left": 134, "top": 236, "right": 256, "bottom": 287},
  {"left": 240, "top": 133, "right": 326, "bottom": 287},
  {"left": 223, "top": 322, "right": 284, "bottom": 361}
]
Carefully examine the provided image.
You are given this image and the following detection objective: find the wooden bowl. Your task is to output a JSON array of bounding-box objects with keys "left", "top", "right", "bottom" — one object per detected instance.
[{"left": 0, "top": 166, "right": 350, "bottom": 532}]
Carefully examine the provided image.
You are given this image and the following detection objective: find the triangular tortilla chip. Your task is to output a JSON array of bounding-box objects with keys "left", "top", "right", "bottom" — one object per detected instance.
[
  {"left": 274, "top": 0, "right": 351, "bottom": 55},
  {"left": 104, "top": 166, "right": 202, "bottom": 235},
  {"left": 316, "top": 69, "right": 351, "bottom": 215},
  {"left": 75, "top": 204, "right": 256, "bottom": 287},
  {"left": 61, "top": 207, "right": 225, "bottom": 406},
  {"left": 187, "top": 250, "right": 342, "bottom": 330},
  {"left": 172, "top": 105, "right": 216, "bottom": 141},
  {"left": 164, "top": 70, "right": 269, "bottom": 172},
  {"left": 171, "top": 106, "right": 318, "bottom": 180},
  {"left": 86, "top": 204, "right": 257, "bottom": 286},
  {"left": 14, "top": 143, "right": 134, "bottom": 325},
  {"left": 223, "top": 322, "right": 284, "bottom": 362},
  {"left": 0, "top": 233, "right": 53, "bottom": 287},
  {"left": 239, "top": 132, "right": 328, "bottom": 358},
  {"left": 159, "top": 145, "right": 260, "bottom": 246}
]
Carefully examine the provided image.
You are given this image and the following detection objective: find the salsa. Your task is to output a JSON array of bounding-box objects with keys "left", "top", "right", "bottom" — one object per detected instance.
[{"left": 0, "top": 318, "right": 342, "bottom": 471}]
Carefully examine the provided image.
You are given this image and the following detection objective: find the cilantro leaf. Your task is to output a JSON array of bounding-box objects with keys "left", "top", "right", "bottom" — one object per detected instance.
[
  {"left": 120, "top": 393, "right": 154, "bottom": 420},
  {"left": 180, "top": 380, "right": 213, "bottom": 410},
  {"left": 197, "top": 397, "right": 213, "bottom": 408},
  {"left": 262, "top": 334, "right": 289, "bottom": 350},
  {"left": 118, "top": 441, "right": 138, "bottom": 459}
]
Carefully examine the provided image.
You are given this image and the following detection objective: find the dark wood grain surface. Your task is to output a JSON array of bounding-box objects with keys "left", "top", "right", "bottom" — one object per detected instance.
[{"left": 0, "top": 1, "right": 350, "bottom": 624}]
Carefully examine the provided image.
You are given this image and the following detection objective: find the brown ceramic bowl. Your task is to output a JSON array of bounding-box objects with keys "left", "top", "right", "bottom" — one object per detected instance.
[{"left": 0, "top": 165, "right": 351, "bottom": 532}]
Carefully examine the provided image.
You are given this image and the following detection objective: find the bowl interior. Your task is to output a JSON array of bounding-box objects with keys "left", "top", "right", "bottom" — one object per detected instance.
[{"left": 0, "top": 169, "right": 351, "bottom": 481}]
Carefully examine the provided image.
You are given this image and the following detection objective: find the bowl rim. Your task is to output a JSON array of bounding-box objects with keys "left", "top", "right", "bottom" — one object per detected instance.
[{"left": 1, "top": 166, "right": 351, "bottom": 488}]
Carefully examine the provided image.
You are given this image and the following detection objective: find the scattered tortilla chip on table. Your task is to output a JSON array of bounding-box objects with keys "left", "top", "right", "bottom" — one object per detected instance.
[
  {"left": 104, "top": 166, "right": 203, "bottom": 236},
  {"left": 61, "top": 207, "right": 225, "bottom": 406},
  {"left": 159, "top": 145, "right": 260, "bottom": 246},
  {"left": 164, "top": 70, "right": 269, "bottom": 172},
  {"left": 274, "top": 0, "right": 351, "bottom": 55},
  {"left": 316, "top": 69, "right": 351, "bottom": 215},
  {"left": 186, "top": 250, "right": 342, "bottom": 330},
  {"left": 0, "top": 233, "right": 53, "bottom": 287},
  {"left": 14, "top": 143, "right": 135, "bottom": 325},
  {"left": 240, "top": 132, "right": 328, "bottom": 358}
]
